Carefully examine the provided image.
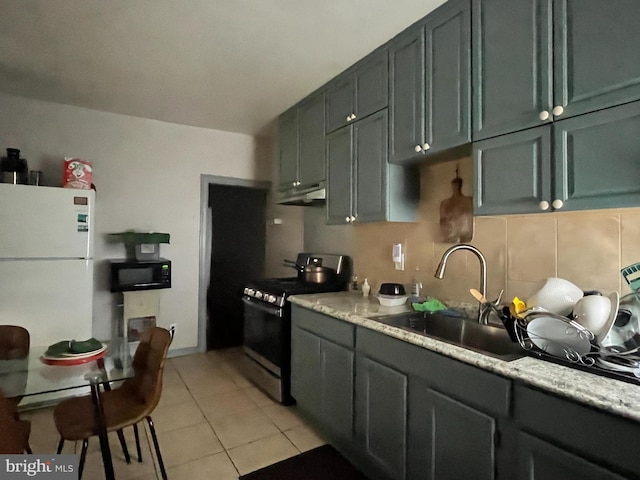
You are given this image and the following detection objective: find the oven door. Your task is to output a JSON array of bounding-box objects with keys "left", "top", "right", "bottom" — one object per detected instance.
[{"left": 241, "top": 296, "right": 289, "bottom": 376}]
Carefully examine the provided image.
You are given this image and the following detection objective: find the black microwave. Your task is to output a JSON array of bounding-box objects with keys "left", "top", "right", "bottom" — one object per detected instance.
[{"left": 109, "top": 258, "right": 171, "bottom": 292}]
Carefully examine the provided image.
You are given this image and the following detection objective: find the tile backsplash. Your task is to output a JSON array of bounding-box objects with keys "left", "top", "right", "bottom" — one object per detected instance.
[{"left": 349, "top": 156, "right": 640, "bottom": 305}]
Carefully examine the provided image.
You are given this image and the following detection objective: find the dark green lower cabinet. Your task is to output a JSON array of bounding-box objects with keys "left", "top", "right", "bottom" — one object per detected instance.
[
  {"left": 291, "top": 306, "right": 640, "bottom": 480},
  {"left": 518, "top": 433, "right": 627, "bottom": 480},
  {"left": 409, "top": 384, "right": 496, "bottom": 480},
  {"left": 355, "top": 355, "right": 408, "bottom": 480},
  {"left": 290, "top": 306, "right": 354, "bottom": 444}
]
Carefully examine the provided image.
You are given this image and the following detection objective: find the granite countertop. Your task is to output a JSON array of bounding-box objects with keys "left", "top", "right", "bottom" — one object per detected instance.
[{"left": 289, "top": 291, "right": 640, "bottom": 423}]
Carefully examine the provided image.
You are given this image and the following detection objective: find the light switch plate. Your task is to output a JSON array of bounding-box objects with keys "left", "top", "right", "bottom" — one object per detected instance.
[{"left": 392, "top": 243, "right": 405, "bottom": 271}]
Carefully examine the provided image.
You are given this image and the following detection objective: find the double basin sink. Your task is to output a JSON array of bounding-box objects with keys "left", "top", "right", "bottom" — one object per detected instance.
[{"left": 372, "top": 311, "right": 524, "bottom": 361}]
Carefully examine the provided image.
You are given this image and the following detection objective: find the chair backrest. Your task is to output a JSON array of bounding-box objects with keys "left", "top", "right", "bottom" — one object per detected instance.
[
  {"left": 124, "top": 327, "right": 172, "bottom": 411},
  {"left": 0, "top": 326, "right": 30, "bottom": 360},
  {"left": 0, "top": 390, "right": 30, "bottom": 454}
]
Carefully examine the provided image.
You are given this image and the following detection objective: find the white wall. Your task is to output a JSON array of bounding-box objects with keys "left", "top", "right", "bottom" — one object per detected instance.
[{"left": 0, "top": 93, "right": 263, "bottom": 351}]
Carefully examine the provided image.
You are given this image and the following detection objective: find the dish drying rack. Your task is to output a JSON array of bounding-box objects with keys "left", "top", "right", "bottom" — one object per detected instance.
[{"left": 511, "top": 314, "right": 640, "bottom": 385}]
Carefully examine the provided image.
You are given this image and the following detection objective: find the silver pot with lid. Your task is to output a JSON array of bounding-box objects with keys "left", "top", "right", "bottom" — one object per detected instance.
[{"left": 1, "top": 148, "right": 28, "bottom": 184}]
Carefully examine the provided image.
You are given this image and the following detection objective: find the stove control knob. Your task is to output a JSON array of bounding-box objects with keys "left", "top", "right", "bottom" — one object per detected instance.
[
  {"left": 267, "top": 295, "right": 277, "bottom": 304},
  {"left": 247, "top": 289, "right": 255, "bottom": 297},
  {"left": 255, "top": 291, "right": 263, "bottom": 299}
]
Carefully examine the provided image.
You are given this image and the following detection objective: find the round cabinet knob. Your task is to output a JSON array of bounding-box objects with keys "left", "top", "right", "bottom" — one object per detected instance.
[
  {"left": 422, "top": 143, "right": 430, "bottom": 151},
  {"left": 539, "top": 110, "right": 550, "bottom": 121},
  {"left": 414, "top": 145, "right": 422, "bottom": 153},
  {"left": 350, "top": 216, "right": 356, "bottom": 222},
  {"left": 552, "top": 199, "right": 564, "bottom": 210},
  {"left": 345, "top": 216, "right": 351, "bottom": 223},
  {"left": 351, "top": 114, "right": 357, "bottom": 121},
  {"left": 539, "top": 200, "right": 550, "bottom": 211},
  {"left": 552, "top": 105, "right": 564, "bottom": 117},
  {"left": 346, "top": 115, "right": 351, "bottom": 122},
  {"left": 292, "top": 181, "right": 297, "bottom": 186}
]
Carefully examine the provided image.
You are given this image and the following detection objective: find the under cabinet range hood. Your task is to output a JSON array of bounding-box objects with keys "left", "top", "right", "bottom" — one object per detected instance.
[{"left": 276, "top": 183, "right": 326, "bottom": 206}]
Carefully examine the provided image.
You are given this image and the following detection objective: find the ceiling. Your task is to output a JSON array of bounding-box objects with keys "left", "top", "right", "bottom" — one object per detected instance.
[{"left": 0, "top": 0, "right": 446, "bottom": 136}]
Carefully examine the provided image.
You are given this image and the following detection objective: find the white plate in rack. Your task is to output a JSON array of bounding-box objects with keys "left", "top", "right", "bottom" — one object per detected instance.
[{"left": 526, "top": 315, "right": 592, "bottom": 359}]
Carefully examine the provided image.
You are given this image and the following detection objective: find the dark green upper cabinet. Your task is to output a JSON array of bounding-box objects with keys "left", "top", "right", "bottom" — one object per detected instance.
[
  {"left": 474, "top": 100, "right": 640, "bottom": 215},
  {"left": 553, "top": 0, "right": 640, "bottom": 120},
  {"left": 326, "top": 110, "right": 391, "bottom": 225},
  {"left": 390, "top": 0, "right": 471, "bottom": 164},
  {"left": 474, "top": 126, "right": 552, "bottom": 215},
  {"left": 297, "top": 93, "right": 326, "bottom": 187},
  {"left": 325, "top": 51, "right": 388, "bottom": 134},
  {"left": 473, "top": 0, "right": 640, "bottom": 141},
  {"left": 278, "top": 108, "right": 299, "bottom": 189},
  {"left": 278, "top": 91, "right": 325, "bottom": 191},
  {"left": 472, "top": 0, "right": 552, "bottom": 141}
]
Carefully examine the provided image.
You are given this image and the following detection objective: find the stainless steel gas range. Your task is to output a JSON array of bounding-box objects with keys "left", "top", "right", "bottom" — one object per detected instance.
[{"left": 241, "top": 253, "right": 351, "bottom": 404}]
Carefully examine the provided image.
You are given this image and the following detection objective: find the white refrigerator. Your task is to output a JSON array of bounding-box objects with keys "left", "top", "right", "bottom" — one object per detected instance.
[{"left": 0, "top": 184, "right": 95, "bottom": 347}]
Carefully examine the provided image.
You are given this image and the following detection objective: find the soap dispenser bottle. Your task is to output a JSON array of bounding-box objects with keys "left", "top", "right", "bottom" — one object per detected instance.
[{"left": 362, "top": 278, "right": 371, "bottom": 297}]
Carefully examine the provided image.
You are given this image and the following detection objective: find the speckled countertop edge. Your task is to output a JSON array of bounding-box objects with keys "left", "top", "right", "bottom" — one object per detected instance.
[{"left": 289, "top": 291, "right": 640, "bottom": 423}]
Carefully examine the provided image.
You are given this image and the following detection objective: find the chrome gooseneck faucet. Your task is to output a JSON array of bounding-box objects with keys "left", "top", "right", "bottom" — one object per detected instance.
[{"left": 434, "top": 244, "right": 489, "bottom": 324}]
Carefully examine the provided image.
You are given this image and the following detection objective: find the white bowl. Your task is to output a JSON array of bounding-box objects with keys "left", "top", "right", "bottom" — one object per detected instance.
[
  {"left": 527, "top": 277, "right": 583, "bottom": 316},
  {"left": 377, "top": 295, "right": 408, "bottom": 307},
  {"left": 572, "top": 294, "right": 611, "bottom": 337}
]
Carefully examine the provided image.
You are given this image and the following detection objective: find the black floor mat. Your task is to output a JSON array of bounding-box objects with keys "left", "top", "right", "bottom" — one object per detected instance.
[{"left": 239, "top": 444, "right": 369, "bottom": 480}]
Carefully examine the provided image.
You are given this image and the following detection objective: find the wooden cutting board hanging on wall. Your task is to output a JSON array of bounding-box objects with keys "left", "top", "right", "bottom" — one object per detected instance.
[{"left": 439, "top": 168, "right": 473, "bottom": 243}]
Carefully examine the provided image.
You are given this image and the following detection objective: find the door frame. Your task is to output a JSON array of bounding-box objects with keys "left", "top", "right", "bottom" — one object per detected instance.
[{"left": 197, "top": 174, "right": 271, "bottom": 352}]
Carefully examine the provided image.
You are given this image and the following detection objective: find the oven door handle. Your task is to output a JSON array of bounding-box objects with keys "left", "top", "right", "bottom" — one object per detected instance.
[{"left": 242, "top": 296, "right": 283, "bottom": 317}]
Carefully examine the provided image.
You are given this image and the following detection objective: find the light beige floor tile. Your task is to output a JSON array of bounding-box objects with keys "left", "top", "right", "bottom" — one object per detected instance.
[
  {"left": 227, "top": 432, "right": 299, "bottom": 475},
  {"left": 283, "top": 424, "right": 326, "bottom": 452},
  {"left": 209, "top": 407, "right": 280, "bottom": 449},
  {"left": 186, "top": 375, "right": 242, "bottom": 401},
  {"left": 158, "top": 379, "right": 193, "bottom": 408},
  {"left": 260, "top": 403, "right": 304, "bottom": 431},
  {"left": 164, "top": 452, "right": 239, "bottom": 480},
  {"left": 152, "top": 396, "right": 205, "bottom": 433},
  {"left": 197, "top": 389, "right": 257, "bottom": 421},
  {"left": 80, "top": 442, "right": 157, "bottom": 480},
  {"left": 243, "top": 386, "right": 277, "bottom": 407},
  {"left": 157, "top": 422, "right": 224, "bottom": 468}
]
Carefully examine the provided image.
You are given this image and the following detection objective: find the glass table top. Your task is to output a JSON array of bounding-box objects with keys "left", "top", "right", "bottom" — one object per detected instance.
[{"left": 0, "top": 340, "right": 134, "bottom": 399}]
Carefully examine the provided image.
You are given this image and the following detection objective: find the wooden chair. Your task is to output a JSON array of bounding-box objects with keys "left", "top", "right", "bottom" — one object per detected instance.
[
  {"left": 53, "top": 327, "right": 172, "bottom": 479},
  {"left": 0, "top": 390, "right": 32, "bottom": 454},
  {"left": 0, "top": 325, "right": 30, "bottom": 410},
  {"left": 0, "top": 325, "right": 30, "bottom": 360}
]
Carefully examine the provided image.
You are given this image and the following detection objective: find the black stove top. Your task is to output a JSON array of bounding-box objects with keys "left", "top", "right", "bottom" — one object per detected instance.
[{"left": 246, "top": 276, "right": 346, "bottom": 296}]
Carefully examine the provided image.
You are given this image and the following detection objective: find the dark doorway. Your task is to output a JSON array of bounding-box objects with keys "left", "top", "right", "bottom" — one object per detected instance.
[{"left": 207, "top": 183, "right": 267, "bottom": 350}]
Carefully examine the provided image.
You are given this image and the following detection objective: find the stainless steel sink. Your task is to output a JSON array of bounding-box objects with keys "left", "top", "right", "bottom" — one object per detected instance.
[{"left": 374, "top": 312, "right": 524, "bottom": 361}]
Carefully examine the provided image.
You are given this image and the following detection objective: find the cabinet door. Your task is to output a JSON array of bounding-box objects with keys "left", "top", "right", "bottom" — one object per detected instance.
[
  {"left": 409, "top": 385, "right": 497, "bottom": 480},
  {"left": 354, "top": 110, "right": 388, "bottom": 223},
  {"left": 553, "top": 100, "right": 640, "bottom": 212},
  {"left": 326, "top": 126, "right": 353, "bottom": 225},
  {"left": 425, "top": 0, "right": 471, "bottom": 153},
  {"left": 472, "top": 0, "right": 552, "bottom": 140},
  {"left": 290, "top": 325, "right": 322, "bottom": 419},
  {"left": 320, "top": 339, "right": 354, "bottom": 442},
  {"left": 355, "top": 51, "right": 388, "bottom": 121},
  {"left": 554, "top": 0, "right": 640, "bottom": 120},
  {"left": 473, "top": 125, "right": 552, "bottom": 215},
  {"left": 278, "top": 108, "right": 299, "bottom": 190},
  {"left": 355, "top": 355, "right": 408, "bottom": 480},
  {"left": 518, "top": 433, "right": 628, "bottom": 480},
  {"left": 389, "top": 25, "right": 425, "bottom": 164},
  {"left": 298, "top": 93, "right": 326, "bottom": 188},
  {"left": 326, "top": 76, "right": 355, "bottom": 133}
]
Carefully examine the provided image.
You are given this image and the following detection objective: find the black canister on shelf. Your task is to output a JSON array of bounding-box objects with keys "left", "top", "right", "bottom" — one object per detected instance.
[{"left": 1, "top": 148, "right": 28, "bottom": 184}]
